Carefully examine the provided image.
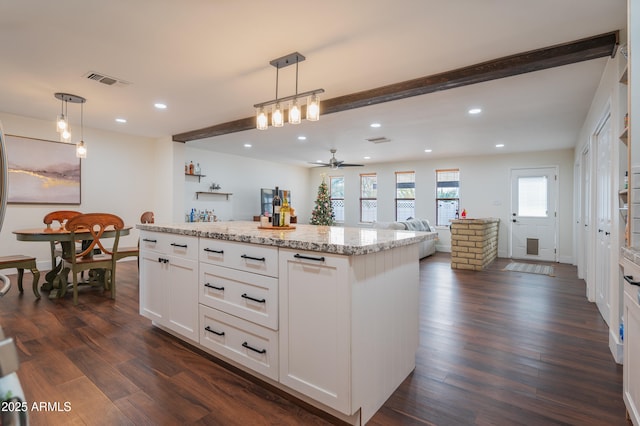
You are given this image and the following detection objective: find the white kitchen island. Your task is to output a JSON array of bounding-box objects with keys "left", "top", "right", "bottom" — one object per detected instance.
[{"left": 137, "top": 221, "right": 436, "bottom": 425}]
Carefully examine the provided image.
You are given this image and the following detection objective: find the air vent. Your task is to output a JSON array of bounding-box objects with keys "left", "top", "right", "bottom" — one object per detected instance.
[
  {"left": 84, "top": 71, "right": 131, "bottom": 87},
  {"left": 366, "top": 137, "right": 391, "bottom": 144}
]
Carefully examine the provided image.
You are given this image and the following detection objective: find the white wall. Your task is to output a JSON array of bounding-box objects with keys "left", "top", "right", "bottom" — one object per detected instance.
[
  {"left": 309, "top": 148, "right": 575, "bottom": 262},
  {"left": 183, "top": 146, "right": 312, "bottom": 223},
  {"left": 0, "top": 112, "right": 158, "bottom": 271}
]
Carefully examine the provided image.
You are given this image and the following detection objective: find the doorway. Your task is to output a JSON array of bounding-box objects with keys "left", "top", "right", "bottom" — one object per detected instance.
[{"left": 510, "top": 167, "right": 558, "bottom": 261}]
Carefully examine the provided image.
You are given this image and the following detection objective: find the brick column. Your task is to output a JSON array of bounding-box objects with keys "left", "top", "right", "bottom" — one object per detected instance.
[{"left": 450, "top": 218, "right": 500, "bottom": 271}]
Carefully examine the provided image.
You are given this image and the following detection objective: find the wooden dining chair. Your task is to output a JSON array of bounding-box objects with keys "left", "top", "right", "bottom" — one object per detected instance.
[
  {"left": 114, "top": 211, "right": 154, "bottom": 264},
  {"left": 61, "top": 213, "right": 124, "bottom": 304},
  {"left": 43, "top": 210, "right": 82, "bottom": 270}
]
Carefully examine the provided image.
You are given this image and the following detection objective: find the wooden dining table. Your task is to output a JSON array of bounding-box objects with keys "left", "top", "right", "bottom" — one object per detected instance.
[{"left": 13, "top": 226, "right": 131, "bottom": 299}]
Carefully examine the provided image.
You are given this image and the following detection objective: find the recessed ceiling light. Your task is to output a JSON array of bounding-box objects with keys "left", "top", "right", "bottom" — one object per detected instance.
[
  {"left": 298, "top": 136, "right": 307, "bottom": 140},
  {"left": 115, "top": 118, "right": 127, "bottom": 123},
  {"left": 495, "top": 144, "right": 505, "bottom": 148},
  {"left": 468, "top": 108, "right": 482, "bottom": 115},
  {"left": 244, "top": 143, "right": 252, "bottom": 148},
  {"left": 370, "top": 123, "right": 381, "bottom": 128},
  {"left": 316, "top": 160, "right": 323, "bottom": 163},
  {"left": 364, "top": 156, "right": 371, "bottom": 160},
  {"left": 154, "top": 103, "right": 167, "bottom": 109},
  {"left": 424, "top": 149, "right": 432, "bottom": 153}
]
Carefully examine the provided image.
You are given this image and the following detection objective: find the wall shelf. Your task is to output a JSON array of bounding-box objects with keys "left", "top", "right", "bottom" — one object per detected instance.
[
  {"left": 186, "top": 173, "right": 206, "bottom": 182},
  {"left": 196, "top": 191, "right": 232, "bottom": 200}
]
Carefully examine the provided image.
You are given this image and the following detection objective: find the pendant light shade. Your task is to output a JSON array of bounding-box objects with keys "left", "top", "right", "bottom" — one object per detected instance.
[
  {"left": 256, "top": 107, "right": 268, "bottom": 130},
  {"left": 76, "top": 140, "right": 87, "bottom": 158},
  {"left": 306, "top": 93, "right": 320, "bottom": 121},
  {"left": 272, "top": 103, "right": 284, "bottom": 127},
  {"left": 289, "top": 99, "right": 301, "bottom": 124}
]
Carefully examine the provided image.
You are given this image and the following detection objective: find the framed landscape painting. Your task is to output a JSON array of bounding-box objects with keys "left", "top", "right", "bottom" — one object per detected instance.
[{"left": 6, "top": 135, "right": 81, "bottom": 204}]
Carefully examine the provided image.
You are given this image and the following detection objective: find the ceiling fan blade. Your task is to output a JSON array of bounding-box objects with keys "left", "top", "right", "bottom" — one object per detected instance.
[
  {"left": 338, "top": 163, "right": 364, "bottom": 167},
  {"left": 308, "top": 162, "right": 332, "bottom": 167}
]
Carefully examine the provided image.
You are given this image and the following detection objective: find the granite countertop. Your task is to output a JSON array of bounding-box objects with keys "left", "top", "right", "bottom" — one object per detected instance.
[
  {"left": 137, "top": 221, "right": 436, "bottom": 256},
  {"left": 621, "top": 246, "right": 640, "bottom": 266}
]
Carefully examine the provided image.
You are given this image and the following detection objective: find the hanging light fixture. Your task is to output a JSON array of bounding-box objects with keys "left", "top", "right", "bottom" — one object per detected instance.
[
  {"left": 254, "top": 52, "right": 324, "bottom": 130},
  {"left": 54, "top": 93, "right": 87, "bottom": 158}
]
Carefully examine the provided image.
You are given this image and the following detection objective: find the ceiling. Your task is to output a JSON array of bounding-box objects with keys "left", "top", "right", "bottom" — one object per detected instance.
[{"left": 0, "top": 1, "right": 627, "bottom": 168}]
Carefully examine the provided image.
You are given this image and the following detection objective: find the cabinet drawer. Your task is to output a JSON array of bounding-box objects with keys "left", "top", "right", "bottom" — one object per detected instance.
[
  {"left": 140, "top": 231, "right": 198, "bottom": 261},
  {"left": 199, "top": 239, "right": 278, "bottom": 277},
  {"left": 199, "top": 304, "right": 278, "bottom": 381},
  {"left": 200, "top": 263, "right": 278, "bottom": 330}
]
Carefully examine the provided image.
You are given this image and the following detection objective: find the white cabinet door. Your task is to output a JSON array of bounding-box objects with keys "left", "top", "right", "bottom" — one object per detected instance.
[
  {"left": 165, "top": 254, "right": 198, "bottom": 342},
  {"left": 278, "top": 249, "right": 352, "bottom": 414},
  {"left": 139, "top": 231, "right": 199, "bottom": 343},
  {"left": 624, "top": 284, "right": 640, "bottom": 425},
  {"left": 139, "top": 250, "right": 165, "bottom": 323}
]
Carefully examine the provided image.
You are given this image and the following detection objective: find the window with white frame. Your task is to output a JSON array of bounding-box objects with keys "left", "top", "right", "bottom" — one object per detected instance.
[
  {"left": 330, "top": 176, "right": 345, "bottom": 222},
  {"left": 360, "top": 173, "right": 377, "bottom": 223},
  {"left": 436, "top": 169, "right": 459, "bottom": 226},
  {"left": 396, "top": 171, "right": 415, "bottom": 221}
]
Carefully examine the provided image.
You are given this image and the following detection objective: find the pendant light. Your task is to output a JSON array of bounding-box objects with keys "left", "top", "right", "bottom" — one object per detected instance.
[
  {"left": 254, "top": 51, "right": 324, "bottom": 130},
  {"left": 54, "top": 93, "right": 87, "bottom": 158}
]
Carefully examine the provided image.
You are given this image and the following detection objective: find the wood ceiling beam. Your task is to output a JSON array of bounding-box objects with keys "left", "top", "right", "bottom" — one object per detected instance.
[{"left": 173, "top": 31, "right": 619, "bottom": 143}]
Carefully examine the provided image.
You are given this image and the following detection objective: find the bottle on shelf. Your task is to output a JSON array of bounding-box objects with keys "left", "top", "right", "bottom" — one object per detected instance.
[
  {"left": 272, "top": 186, "right": 281, "bottom": 227},
  {"left": 189, "top": 161, "right": 194, "bottom": 175},
  {"left": 625, "top": 171, "right": 629, "bottom": 190},
  {"left": 195, "top": 162, "right": 201, "bottom": 175},
  {"left": 280, "top": 190, "right": 291, "bottom": 227}
]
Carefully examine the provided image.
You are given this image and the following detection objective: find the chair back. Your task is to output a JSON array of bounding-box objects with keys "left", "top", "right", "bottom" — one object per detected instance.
[
  {"left": 44, "top": 210, "right": 82, "bottom": 229},
  {"left": 140, "top": 211, "right": 154, "bottom": 224},
  {"left": 65, "top": 213, "right": 124, "bottom": 258}
]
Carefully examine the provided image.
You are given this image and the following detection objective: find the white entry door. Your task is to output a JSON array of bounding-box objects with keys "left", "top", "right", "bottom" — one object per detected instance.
[
  {"left": 595, "top": 113, "right": 612, "bottom": 325},
  {"left": 510, "top": 167, "right": 558, "bottom": 261}
]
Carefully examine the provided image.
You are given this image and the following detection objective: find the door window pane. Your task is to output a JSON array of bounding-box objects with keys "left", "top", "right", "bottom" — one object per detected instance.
[{"left": 518, "top": 176, "right": 548, "bottom": 217}]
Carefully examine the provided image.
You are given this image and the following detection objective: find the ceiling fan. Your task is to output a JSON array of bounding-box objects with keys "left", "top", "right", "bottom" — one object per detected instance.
[{"left": 311, "top": 149, "right": 364, "bottom": 169}]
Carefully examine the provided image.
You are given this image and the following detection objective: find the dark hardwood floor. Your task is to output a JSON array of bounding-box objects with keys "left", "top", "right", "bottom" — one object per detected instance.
[{"left": 0, "top": 253, "right": 629, "bottom": 425}]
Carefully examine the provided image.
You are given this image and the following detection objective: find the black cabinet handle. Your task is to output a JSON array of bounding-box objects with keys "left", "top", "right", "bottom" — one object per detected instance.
[
  {"left": 205, "top": 283, "right": 224, "bottom": 291},
  {"left": 157, "top": 257, "right": 169, "bottom": 264},
  {"left": 624, "top": 275, "right": 640, "bottom": 287},
  {"left": 242, "top": 341, "right": 266, "bottom": 354},
  {"left": 294, "top": 253, "right": 326, "bottom": 262},
  {"left": 142, "top": 238, "right": 157, "bottom": 243},
  {"left": 204, "top": 248, "right": 224, "bottom": 254},
  {"left": 171, "top": 243, "right": 188, "bottom": 248},
  {"left": 205, "top": 326, "right": 225, "bottom": 336},
  {"left": 241, "top": 254, "right": 266, "bottom": 262},
  {"left": 241, "top": 293, "right": 266, "bottom": 303}
]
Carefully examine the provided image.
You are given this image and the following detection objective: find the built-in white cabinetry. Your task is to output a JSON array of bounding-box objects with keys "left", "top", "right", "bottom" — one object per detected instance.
[
  {"left": 279, "top": 249, "right": 351, "bottom": 414},
  {"left": 623, "top": 259, "right": 640, "bottom": 425},
  {"left": 137, "top": 222, "right": 424, "bottom": 425},
  {"left": 139, "top": 231, "right": 199, "bottom": 342},
  {"left": 198, "top": 238, "right": 279, "bottom": 380}
]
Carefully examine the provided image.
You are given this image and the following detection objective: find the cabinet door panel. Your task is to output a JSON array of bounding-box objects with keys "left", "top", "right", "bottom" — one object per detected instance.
[
  {"left": 624, "top": 288, "right": 640, "bottom": 425},
  {"left": 279, "top": 249, "right": 351, "bottom": 414},
  {"left": 139, "top": 250, "right": 165, "bottom": 323},
  {"left": 166, "top": 255, "right": 198, "bottom": 342}
]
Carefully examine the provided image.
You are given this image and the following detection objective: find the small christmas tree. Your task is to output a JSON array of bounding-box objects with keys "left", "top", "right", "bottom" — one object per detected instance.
[{"left": 310, "top": 175, "right": 335, "bottom": 226}]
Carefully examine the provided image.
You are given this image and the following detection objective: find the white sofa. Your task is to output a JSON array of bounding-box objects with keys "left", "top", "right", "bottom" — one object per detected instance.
[{"left": 372, "top": 218, "right": 437, "bottom": 258}]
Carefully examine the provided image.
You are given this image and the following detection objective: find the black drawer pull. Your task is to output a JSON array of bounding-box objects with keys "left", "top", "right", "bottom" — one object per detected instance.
[
  {"left": 142, "top": 238, "right": 157, "bottom": 243},
  {"left": 241, "top": 293, "right": 266, "bottom": 303},
  {"left": 205, "top": 283, "right": 225, "bottom": 291},
  {"left": 171, "top": 243, "right": 188, "bottom": 248},
  {"left": 294, "top": 253, "right": 326, "bottom": 262},
  {"left": 205, "top": 326, "right": 225, "bottom": 336},
  {"left": 624, "top": 275, "right": 640, "bottom": 287},
  {"left": 204, "top": 248, "right": 224, "bottom": 254},
  {"left": 242, "top": 341, "right": 266, "bottom": 354},
  {"left": 241, "top": 254, "right": 266, "bottom": 262},
  {"left": 158, "top": 257, "right": 168, "bottom": 264}
]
